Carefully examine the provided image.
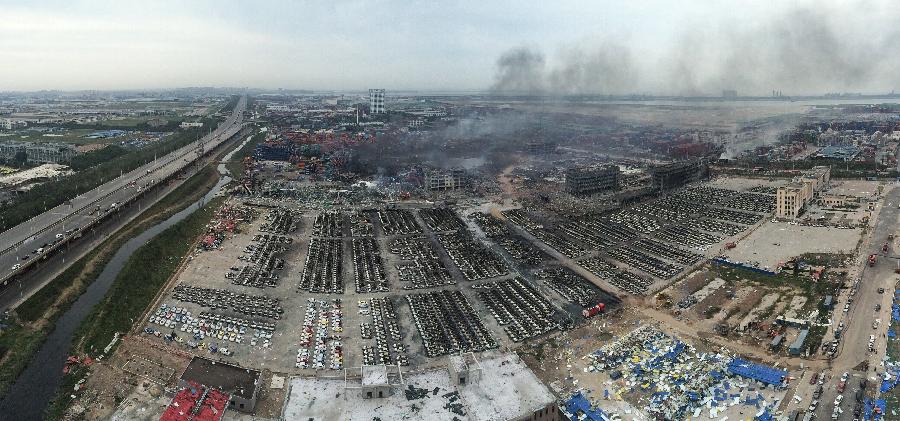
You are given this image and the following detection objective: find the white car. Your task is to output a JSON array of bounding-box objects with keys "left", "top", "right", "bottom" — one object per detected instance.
[{"left": 11, "top": 264, "right": 20, "bottom": 270}]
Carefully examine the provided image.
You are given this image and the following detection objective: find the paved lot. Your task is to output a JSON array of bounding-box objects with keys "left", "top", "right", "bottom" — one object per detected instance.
[
  {"left": 723, "top": 221, "right": 862, "bottom": 269},
  {"left": 139, "top": 204, "right": 558, "bottom": 377}
]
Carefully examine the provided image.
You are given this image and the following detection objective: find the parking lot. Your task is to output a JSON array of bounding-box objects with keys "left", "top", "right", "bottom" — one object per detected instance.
[
  {"left": 137, "top": 203, "right": 604, "bottom": 376},
  {"left": 500, "top": 182, "right": 773, "bottom": 295}
]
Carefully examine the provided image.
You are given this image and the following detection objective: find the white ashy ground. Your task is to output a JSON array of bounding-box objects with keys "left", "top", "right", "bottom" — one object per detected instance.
[
  {"left": 723, "top": 220, "right": 861, "bottom": 269},
  {"left": 283, "top": 353, "right": 554, "bottom": 421}
]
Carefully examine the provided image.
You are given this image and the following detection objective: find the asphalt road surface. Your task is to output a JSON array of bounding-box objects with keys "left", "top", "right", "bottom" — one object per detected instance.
[
  {"left": 809, "top": 185, "right": 900, "bottom": 420},
  {"left": 0, "top": 96, "right": 247, "bottom": 289}
]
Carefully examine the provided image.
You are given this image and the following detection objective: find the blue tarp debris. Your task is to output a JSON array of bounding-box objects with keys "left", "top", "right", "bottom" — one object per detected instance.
[
  {"left": 756, "top": 408, "right": 774, "bottom": 421},
  {"left": 564, "top": 392, "right": 607, "bottom": 421},
  {"left": 727, "top": 359, "right": 787, "bottom": 387},
  {"left": 712, "top": 258, "right": 778, "bottom": 276},
  {"left": 874, "top": 399, "right": 886, "bottom": 420},
  {"left": 880, "top": 365, "right": 900, "bottom": 393}
]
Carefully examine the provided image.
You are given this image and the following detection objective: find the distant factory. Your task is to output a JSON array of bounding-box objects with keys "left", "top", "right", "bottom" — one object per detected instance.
[{"left": 0, "top": 141, "right": 77, "bottom": 164}]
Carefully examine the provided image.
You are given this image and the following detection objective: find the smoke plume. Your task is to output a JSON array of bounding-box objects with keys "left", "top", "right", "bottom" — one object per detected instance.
[{"left": 491, "top": 5, "right": 900, "bottom": 96}]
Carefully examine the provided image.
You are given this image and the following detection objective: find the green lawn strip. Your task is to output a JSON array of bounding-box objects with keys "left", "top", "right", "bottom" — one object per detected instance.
[{"left": 0, "top": 321, "right": 48, "bottom": 399}]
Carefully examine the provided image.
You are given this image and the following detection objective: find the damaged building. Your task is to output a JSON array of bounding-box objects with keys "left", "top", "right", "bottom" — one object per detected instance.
[
  {"left": 565, "top": 165, "right": 619, "bottom": 196},
  {"left": 426, "top": 168, "right": 467, "bottom": 191},
  {"left": 650, "top": 158, "right": 709, "bottom": 191}
]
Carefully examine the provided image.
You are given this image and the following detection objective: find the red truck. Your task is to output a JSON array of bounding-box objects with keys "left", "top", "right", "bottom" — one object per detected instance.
[
  {"left": 582, "top": 303, "right": 606, "bottom": 318},
  {"left": 869, "top": 254, "right": 878, "bottom": 266}
]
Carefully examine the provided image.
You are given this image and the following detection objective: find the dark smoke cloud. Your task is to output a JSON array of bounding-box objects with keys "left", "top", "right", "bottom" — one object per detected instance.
[
  {"left": 491, "top": 48, "right": 547, "bottom": 94},
  {"left": 491, "top": 6, "right": 900, "bottom": 96}
]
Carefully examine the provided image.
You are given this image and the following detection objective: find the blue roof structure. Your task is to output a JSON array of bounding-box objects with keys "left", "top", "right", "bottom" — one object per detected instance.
[
  {"left": 816, "top": 145, "right": 860, "bottom": 161},
  {"left": 788, "top": 329, "right": 809, "bottom": 355},
  {"left": 726, "top": 359, "right": 787, "bottom": 387},
  {"left": 564, "top": 392, "right": 607, "bottom": 421}
]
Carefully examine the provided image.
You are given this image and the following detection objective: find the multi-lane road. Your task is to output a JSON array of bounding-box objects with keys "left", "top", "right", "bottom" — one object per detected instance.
[
  {"left": 0, "top": 96, "right": 247, "bottom": 291},
  {"left": 780, "top": 184, "right": 900, "bottom": 420}
]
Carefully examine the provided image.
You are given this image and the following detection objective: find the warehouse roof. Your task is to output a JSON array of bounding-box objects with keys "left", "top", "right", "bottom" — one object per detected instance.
[{"left": 180, "top": 357, "right": 259, "bottom": 401}]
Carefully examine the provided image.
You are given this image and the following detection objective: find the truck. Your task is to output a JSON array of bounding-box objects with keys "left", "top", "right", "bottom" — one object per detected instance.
[
  {"left": 869, "top": 254, "right": 877, "bottom": 266},
  {"left": 724, "top": 242, "right": 736, "bottom": 249},
  {"left": 883, "top": 242, "right": 889, "bottom": 253},
  {"left": 582, "top": 303, "right": 606, "bottom": 318}
]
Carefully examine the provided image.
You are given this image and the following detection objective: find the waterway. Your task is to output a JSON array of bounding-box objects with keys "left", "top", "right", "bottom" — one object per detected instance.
[{"left": 0, "top": 136, "right": 249, "bottom": 420}]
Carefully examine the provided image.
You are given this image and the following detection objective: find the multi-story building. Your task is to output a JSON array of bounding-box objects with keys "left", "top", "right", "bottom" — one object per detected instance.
[
  {"left": 801, "top": 165, "right": 830, "bottom": 192},
  {"left": 775, "top": 183, "right": 811, "bottom": 219},
  {"left": 369, "top": 89, "right": 385, "bottom": 114},
  {"left": 650, "top": 158, "right": 708, "bottom": 191},
  {"left": 525, "top": 141, "right": 557, "bottom": 155},
  {"left": 425, "top": 168, "right": 466, "bottom": 191},
  {"left": 565, "top": 165, "right": 619, "bottom": 196},
  {"left": 775, "top": 166, "right": 831, "bottom": 219}
]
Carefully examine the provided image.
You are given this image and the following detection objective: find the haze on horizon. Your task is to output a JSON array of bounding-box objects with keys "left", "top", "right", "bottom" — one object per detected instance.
[{"left": 1, "top": 0, "right": 899, "bottom": 96}]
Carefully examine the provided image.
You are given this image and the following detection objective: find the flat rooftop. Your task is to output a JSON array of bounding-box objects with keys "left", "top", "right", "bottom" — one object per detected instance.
[
  {"left": 283, "top": 353, "right": 554, "bottom": 421},
  {"left": 361, "top": 365, "right": 389, "bottom": 386},
  {"left": 180, "top": 357, "right": 260, "bottom": 401},
  {"left": 457, "top": 354, "right": 555, "bottom": 421}
]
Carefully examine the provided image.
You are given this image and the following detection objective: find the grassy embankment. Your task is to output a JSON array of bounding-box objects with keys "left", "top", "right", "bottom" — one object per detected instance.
[
  {"left": 0, "top": 163, "right": 220, "bottom": 399},
  {"left": 45, "top": 195, "right": 226, "bottom": 420}
]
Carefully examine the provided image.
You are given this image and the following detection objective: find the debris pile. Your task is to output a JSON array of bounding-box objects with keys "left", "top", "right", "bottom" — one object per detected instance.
[{"left": 587, "top": 325, "right": 785, "bottom": 420}]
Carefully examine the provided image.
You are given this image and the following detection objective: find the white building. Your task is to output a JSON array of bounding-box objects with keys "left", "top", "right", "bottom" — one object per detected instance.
[
  {"left": 179, "top": 121, "right": 204, "bottom": 129},
  {"left": 369, "top": 89, "right": 385, "bottom": 114},
  {"left": 1, "top": 119, "right": 27, "bottom": 131}
]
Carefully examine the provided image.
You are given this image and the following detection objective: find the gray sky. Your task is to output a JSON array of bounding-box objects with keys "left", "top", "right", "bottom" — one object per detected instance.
[{"left": 1, "top": 0, "right": 897, "bottom": 95}]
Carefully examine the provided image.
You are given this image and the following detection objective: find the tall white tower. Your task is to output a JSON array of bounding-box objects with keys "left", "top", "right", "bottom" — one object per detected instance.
[{"left": 368, "top": 89, "right": 385, "bottom": 114}]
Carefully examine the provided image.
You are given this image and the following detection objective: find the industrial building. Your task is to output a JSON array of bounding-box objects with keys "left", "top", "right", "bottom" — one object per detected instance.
[
  {"left": 775, "top": 166, "right": 830, "bottom": 219},
  {"left": 814, "top": 145, "right": 859, "bottom": 161},
  {"left": 426, "top": 168, "right": 466, "bottom": 191},
  {"left": 369, "top": 89, "right": 386, "bottom": 114},
  {"left": 0, "top": 119, "right": 27, "bottom": 130},
  {"left": 284, "top": 353, "right": 560, "bottom": 421},
  {"left": 565, "top": 165, "right": 619, "bottom": 196},
  {"left": 179, "top": 357, "right": 261, "bottom": 413},
  {"left": 525, "top": 141, "right": 557, "bottom": 155},
  {"left": 650, "top": 158, "right": 708, "bottom": 191},
  {"left": 0, "top": 141, "right": 77, "bottom": 164},
  {"left": 775, "top": 183, "right": 811, "bottom": 220}
]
